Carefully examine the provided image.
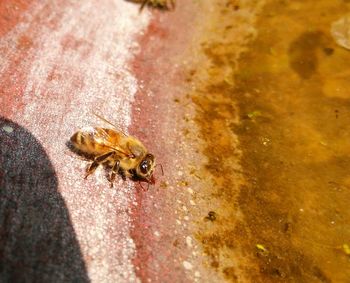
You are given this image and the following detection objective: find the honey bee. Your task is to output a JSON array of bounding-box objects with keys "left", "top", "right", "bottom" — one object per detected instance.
[
  {"left": 130, "top": 0, "right": 175, "bottom": 11},
  {"left": 70, "top": 115, "right": 157, "bottom": 188}
]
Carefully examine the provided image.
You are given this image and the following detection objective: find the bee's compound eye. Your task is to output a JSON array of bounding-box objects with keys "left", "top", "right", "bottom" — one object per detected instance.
[{"left": 140, "top": 160, "right": 149, "bottom": 174}]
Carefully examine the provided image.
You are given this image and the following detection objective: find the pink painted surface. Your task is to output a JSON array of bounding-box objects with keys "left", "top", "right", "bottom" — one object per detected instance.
[
  {"left": 129, "top": 2, "right": 206, "bottom": 281},
  {"left": 0, "top": 0, "right": 203, "bottom": 282}
]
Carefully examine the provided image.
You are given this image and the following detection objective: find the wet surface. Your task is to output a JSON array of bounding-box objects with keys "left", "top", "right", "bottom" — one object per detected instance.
[
  {"left": 2, "top": 0, "right": 350, "bottom": 282},
  {"left": 192, "top": 0, "right": 350, "bottom": 282}
]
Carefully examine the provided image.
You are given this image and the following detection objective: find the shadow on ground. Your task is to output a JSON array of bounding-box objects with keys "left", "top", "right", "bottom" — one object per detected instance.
[{"left": 0, "top": 117, "right": 89, "bottom": 282}]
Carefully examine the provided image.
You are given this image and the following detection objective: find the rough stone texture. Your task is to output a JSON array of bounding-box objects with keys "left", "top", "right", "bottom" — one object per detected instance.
[{"left": 0, "top": 1, "right": 149, "bottom": 282}]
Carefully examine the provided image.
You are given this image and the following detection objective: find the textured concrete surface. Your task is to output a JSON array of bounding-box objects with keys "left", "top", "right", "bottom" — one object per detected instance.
[
  {"left": 0, "top": 0, "right": 153, "bottom": 282},
  {"left": 0, "top": 0, "right": 214, "bottom": 282},
  {"left": 4, "top": 0, "right": 348, "bottom": 282}
]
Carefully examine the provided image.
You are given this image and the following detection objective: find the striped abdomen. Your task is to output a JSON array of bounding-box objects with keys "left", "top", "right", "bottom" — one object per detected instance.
[{"left": 70, "top": 127, "right": 122, "bottom": 157}]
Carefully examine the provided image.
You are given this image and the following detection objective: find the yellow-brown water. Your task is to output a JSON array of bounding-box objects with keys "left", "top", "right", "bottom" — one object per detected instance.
[{"left": 192, "top": 1, "right": 350, "bottom": 281}]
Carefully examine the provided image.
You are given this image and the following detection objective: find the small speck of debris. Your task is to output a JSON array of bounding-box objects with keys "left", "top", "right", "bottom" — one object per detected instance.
[
  {"left": 160, "top": 181, "right": 168, "bottom": 189},
  {"left": 247, "top": 110, "right": 262, "bottom": 119},
  {"left": 323, "top": 47, "right": 334, "bottom": 55},
  {"left": 154, "top": 231, "right": 160, "bottom": 237},
  {"left": 184, "top": 216, "right": 190, "bottom": 221},
  {"left": 195, "top": 271, "right": 201, "bottom": 277},
  {"left": 205, "top": 211, "right": 217, "bottom": 221},
  {"left": 183, "top": 261, "right": 193, "bottom": 270},
  {"left": 187, "top": 188, "right": 194, "bottom": 194},
  {"left": 178, "top": 180, "right": 189, "bottom": 186},
  {"left": 256, "top": 244, "right": 269, "bottom": 255},
  {"left": 2, "top": 126, "right": 14, "bottom": 133},
  {"left": 262, "top": 137, "right": 270, "bottom": 146},
  {"left": 186, "top": 236, "right": 193, "bottom": 247},
  {"left": 343, "top": 244, "right": 350, "bottom": 255},
  {"left": 256, "top": 244, "right": 267, "bottom": 252},
  {"left": 190, "top": 200, "right": 196, "bottom": 205},
  {"left": 320, "top": 141, "right": 328, "bottom": 146},
  {"left": 182, "top": 205, "right": 188, "bottom": 212}
]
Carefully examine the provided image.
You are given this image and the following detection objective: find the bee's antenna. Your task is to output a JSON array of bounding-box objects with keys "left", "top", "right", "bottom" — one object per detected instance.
[
  {"left": 155, "top": 163, "right": 164, "bottom": 176},
  {"left": 138, "top": 181, "right": 149, "bottom": 191},
  {"left": 92, "top": 112, "right": 127, "bottom": 136}
]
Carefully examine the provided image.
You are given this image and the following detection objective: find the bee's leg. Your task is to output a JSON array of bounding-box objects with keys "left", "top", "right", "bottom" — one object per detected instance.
[
  {"left": 137, "top": 181, "right": 149, "bottom": 192},
  {"left": 109, "top": 160, "right": 120, "bottom": 188},
  {"left": 140, "top": 0, "right": 149, "bottom": 11},
  {"left": 119, "top": 169, "right": 132, "bottom": 181},
  {"left": 138, "top": 181, "right": 145, "bottom": 191},
  {"left": 85, "top": 151, "right": 114, "bottom": 179},
  {"left": 119, "top": 169, "right": 127, "bottom": 181}
]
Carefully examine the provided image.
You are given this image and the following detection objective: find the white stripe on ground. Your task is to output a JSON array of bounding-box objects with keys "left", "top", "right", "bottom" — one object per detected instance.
[{"left": 2, "top": 1, "right": 150, "bottom": 282}]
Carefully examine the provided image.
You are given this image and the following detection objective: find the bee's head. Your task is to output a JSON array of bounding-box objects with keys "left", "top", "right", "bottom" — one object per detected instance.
[{"left": 136, "top": 153, "right": 156, "bottom": 184}]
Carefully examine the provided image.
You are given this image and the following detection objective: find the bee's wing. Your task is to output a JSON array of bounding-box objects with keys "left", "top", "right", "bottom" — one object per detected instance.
[
  {"left": 94, "top": 128, "right": 134, "bottom": 158},
  {"left": 93, "top": 112, "right": 127, "bottom": 137}
]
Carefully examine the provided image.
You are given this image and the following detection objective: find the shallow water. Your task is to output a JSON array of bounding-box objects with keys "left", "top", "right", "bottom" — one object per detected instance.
[{"left": 193, "top": 0, "right": 350, "bottom": 281}]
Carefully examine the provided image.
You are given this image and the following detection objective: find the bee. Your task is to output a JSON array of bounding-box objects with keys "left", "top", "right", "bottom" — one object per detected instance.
[
  {"left": 130, "top": 0, "right": 175, "bottom": 11},
  {"left": 70, "top": 115, "right": 157, "bottom": 188}
]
